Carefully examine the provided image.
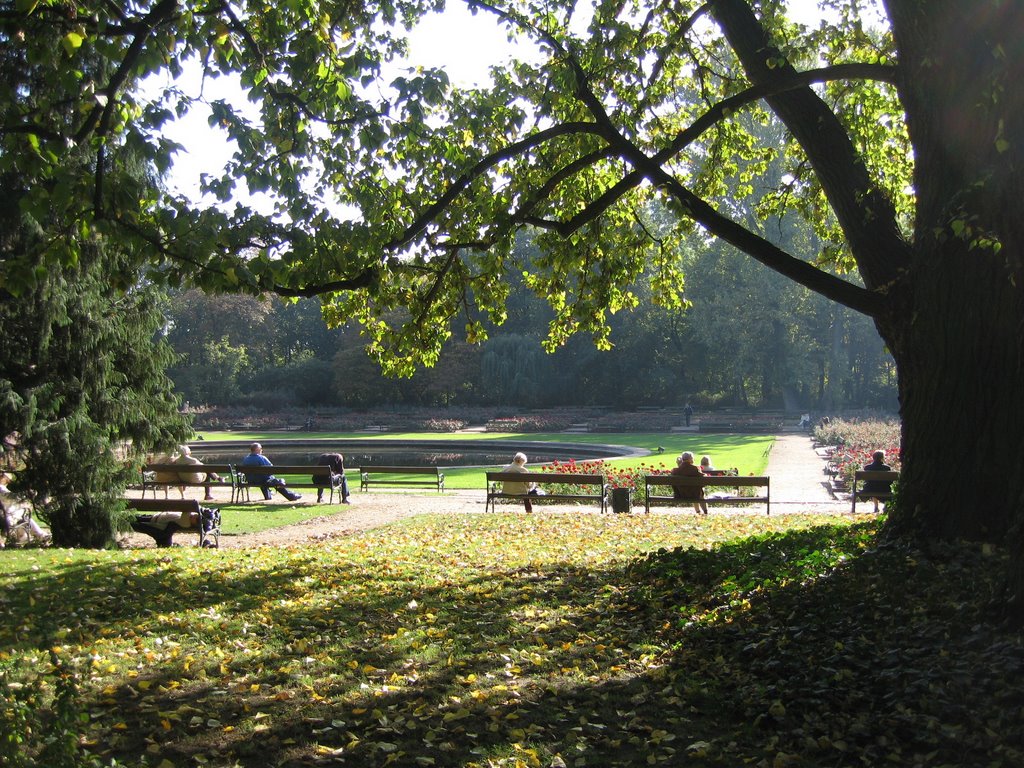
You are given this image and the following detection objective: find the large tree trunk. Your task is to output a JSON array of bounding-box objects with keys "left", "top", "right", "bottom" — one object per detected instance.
[
  {"left": 883, "top": 254, "right": 1024, "bottom": 542},
  {"left": 880, "top": 1, "right": 1024, "bottom": 608},
  {"left": 713, "top": 0, "right": 1024, "bottom": 588}
]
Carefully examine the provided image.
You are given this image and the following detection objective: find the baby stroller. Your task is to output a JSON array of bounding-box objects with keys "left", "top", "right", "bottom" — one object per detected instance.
[{"left": 198, "top": 506, "right": 221, "bottom": 548}]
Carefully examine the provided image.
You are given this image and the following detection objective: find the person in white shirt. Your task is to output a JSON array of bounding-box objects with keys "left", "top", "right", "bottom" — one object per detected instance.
[
  {"left": 0, "top": 472, "right": 50, "bottom": 545},
  {"left": 501, "top": 452, "right": 536, "bottom": 513}
]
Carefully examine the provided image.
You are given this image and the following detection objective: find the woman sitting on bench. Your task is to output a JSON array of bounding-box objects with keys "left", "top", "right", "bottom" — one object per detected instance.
[
  {"left": 501, "top": 452, "right": 537, "bottom": 513},
  {"left": 671, "top": 452, "right": 707, "bottom": 516}
]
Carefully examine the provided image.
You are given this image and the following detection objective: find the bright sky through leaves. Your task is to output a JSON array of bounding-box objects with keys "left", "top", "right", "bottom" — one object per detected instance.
[{"left": 163, "top": 0, "right": 828, "bottom": 206}]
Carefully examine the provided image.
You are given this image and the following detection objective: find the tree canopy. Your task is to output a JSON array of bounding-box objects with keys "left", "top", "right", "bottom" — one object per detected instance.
[{"left": 0, "top": 0, "right": 909, "bottom": 368}]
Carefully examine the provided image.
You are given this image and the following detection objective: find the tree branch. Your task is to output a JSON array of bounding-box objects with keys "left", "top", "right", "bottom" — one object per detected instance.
[
  {"left": 711, "top": 0, "right": 911, "bottom": 290},
  {"left": 271, "top": 268, "right": 376, "bottom": 297},
  {"left": 640, "top": 155, "right": 886, "bottom": 315},
  {"left": 386, "top": 121, "right": 604, "bottom": 250},
  {"left": 662, "top": 62, "right": 897, "bottom": 159}
]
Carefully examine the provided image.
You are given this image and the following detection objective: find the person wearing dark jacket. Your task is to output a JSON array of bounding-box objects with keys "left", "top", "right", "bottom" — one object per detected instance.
[
  {"left": 315, "top": 453, "right": 350, "bottom": 504},
  {"left": 861, "top": 450, "right": 894, "bottom": 511},
  {"left": 671, "top": 452, "right": 706, "bottom": 515}
]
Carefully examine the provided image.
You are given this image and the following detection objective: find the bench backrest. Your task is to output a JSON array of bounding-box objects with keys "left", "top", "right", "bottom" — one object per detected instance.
[
  {"left": 853, "top": 470, "right": 900, "bottom": 485},
  {"left": 144, "top": 463, "right": 235, "bottom": 476},
  {"left": 126, "top": 498, "right": 202, "bottom": 514},
  {"left": 645, "top": 475, "right": 768, "bottom": 488},
  {"left": 361, "top": 466, "right": 440, "bottom": 475},
  {"left": 238, "top": 464, "right": 332, "bottom": 478},
  {"left": 487, "top": 472, "right": 605, "bottom": 486}
]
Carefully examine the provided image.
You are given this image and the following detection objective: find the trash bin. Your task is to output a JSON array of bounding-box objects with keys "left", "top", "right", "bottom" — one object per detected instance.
[{"left": 610, "top": 487, "right": 633, "bottom": 514}]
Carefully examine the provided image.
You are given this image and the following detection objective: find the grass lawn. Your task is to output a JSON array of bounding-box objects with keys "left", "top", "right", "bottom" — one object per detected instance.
[
  {"left": 192, "top": 432, "right": 774, "bottom": 490},
  {"left": 215, "top": 503, "right": 338, "bottom": 534},
  {"left": 1, "top": 513, "right": 1016, "bottom": 767}
]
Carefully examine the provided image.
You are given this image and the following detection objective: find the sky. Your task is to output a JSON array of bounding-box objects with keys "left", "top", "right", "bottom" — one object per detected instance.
[{"left": 161, "top": 0, "right": 837, "bottom": 205}]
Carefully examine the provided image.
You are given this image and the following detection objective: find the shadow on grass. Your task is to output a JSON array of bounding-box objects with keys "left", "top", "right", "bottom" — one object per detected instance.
[{"left": 3, "top": 519, "right": 1020, "bottom": 767}]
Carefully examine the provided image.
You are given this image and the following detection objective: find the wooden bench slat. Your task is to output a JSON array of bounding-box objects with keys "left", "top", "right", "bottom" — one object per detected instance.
[
  {"left": 643, "top": 474, "right": 770, "bottom": 515},
  {"left": 360, "top": 466, "right": 445, "bottom": 492},
  {"left": 850, "top": 470, "right": 899, "bottom": 512},
  {"left": 485, "top": 471, "right": 608, "bottom": 513}
]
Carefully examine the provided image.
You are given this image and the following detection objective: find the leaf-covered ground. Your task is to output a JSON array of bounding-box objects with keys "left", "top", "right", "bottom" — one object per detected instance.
[{"left": 2, "top": 512, "right": 1021, "bottom": 767}]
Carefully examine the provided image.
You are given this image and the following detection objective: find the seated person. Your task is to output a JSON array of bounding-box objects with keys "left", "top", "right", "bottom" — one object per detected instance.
[
  {"left": 861, "top": 450, "right": 894, "bottom": 511},
  {"left": 240, "top": 443, "right": 302, "bottom": 502},
  {"left": 150, "top": 451, "right": 180, "bottom": 496},
  {"left": 130, "top": 508, "right": 199, "bottom": 548},
  {"left": 315, "top": 453, "right": 351, "bottom": 504},
  {"left": 173, "top": 445, "right": 222, "bottom": 500},
  {"left": 671, "top": 452, "right": 707, "bottom": 515},
  {"left": 501, "top": 452, "right": 537, "bottom": 513},
  {"left": 699, "top": 455, "right": 729, "bottom": 476},
  {"left": 0, "top": 472, "right": 50, "bottom": 546}
]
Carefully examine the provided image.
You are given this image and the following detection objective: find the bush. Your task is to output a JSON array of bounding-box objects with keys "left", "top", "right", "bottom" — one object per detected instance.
[{"left": 0, "top": 654, "right": 119, "bottom": 768}]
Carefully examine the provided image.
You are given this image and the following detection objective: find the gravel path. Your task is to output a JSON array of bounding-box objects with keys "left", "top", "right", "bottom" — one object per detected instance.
[
  {"left": 764, "top": 433, "right": 847, "bottom": 513},
  {"left": 123, "top": 435, "right": 854, "bottom": 549}
]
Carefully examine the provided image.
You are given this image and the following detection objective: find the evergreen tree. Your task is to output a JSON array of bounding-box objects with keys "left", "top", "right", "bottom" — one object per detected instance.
[
  {"left": 0, "top": 25, "right": 190, "bottom": 545},
  {"left": 0, "top": 237, "right": 191, "bottom": 546}
]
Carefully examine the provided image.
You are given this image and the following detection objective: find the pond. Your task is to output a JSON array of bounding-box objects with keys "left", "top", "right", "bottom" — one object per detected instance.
[{"left": 191, "top": 438, "right": 646, "bottom": 469}]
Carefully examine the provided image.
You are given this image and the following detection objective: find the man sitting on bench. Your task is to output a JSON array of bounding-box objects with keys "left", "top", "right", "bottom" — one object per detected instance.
[
  {"left": 861, "top": 449, "right": 894, "bottom": 511},
  {"left": 240, "top": 443, "right": 302, "bottom": 501}
]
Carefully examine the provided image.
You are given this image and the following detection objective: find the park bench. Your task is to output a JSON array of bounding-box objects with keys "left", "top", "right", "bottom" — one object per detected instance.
[
  {"left": 141, "top": 463, "right": 238, "bottom": 502},
  {"left": 850, "top": 470, "right": 899, "bottom": 513},
  {"left": 485, "top": 471, "right": 609, "bottom": 513},
  {"left": 643, "top": 474, "right": 771, "bottom": 515},
  {"left": 359, "top": 466, "right": 445, "bottom": 492},
  {"left": 125, "top": 498, "right": 221, "bottom": 548},
  {"left": 235, "top": 464, "right": 344, "bottom": 502}
]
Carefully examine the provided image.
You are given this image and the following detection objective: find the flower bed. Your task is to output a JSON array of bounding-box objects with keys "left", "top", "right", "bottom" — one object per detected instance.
[
  {"left": 484, "top": 414, "right": 576, "bottom": 432},
  {"left": 814, "top": 418, "right": 901, "bottom": 487},
  {"left": 536, "top": 459, "right": 756, "bottom": 503}
]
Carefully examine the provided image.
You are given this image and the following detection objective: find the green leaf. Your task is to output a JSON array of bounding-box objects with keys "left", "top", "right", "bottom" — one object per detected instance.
[{"left": 61, "top": 32, "right": 84, "bottom": 56}]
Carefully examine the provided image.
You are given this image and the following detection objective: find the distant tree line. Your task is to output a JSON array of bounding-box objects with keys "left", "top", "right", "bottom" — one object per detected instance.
[{"left": 162, "top": 228, "right": 896, "bottom": 413}]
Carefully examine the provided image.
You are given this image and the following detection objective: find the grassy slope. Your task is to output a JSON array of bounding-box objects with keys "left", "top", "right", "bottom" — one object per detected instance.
[{"left": 1, "top": 515, "right": 1018, "bottom": 767}]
